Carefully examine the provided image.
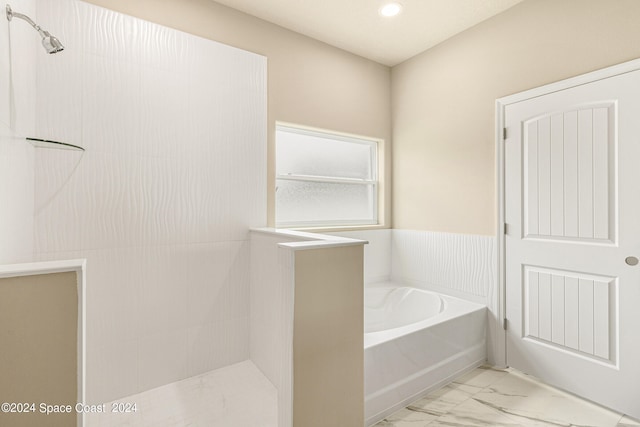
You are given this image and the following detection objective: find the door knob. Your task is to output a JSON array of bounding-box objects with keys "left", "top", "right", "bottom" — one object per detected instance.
[{"left": 625, "top": 256, "right": 639, "bottom": 266}]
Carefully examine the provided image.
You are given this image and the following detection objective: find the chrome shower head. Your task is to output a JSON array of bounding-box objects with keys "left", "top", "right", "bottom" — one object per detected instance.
[
  {"left": 41, "top": 31, "right": 64, "bottom": 54},
  {"left": 6, "top": 4, "right": 65, "bottom": 54}
]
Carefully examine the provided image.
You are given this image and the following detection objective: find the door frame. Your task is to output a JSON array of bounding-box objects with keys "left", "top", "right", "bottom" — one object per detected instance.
[{"left": 493, "top": 57, "right": 640, "bottom": 368}]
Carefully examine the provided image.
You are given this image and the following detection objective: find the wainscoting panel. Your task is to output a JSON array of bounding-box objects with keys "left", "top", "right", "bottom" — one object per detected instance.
[{"left": 391, "top": 230, "right": 495, "bottom": 299}]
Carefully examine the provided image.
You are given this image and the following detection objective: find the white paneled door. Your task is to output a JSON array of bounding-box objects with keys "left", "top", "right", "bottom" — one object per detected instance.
[{"left": 504, "top": 68, "right": 640, "bottom": 419}]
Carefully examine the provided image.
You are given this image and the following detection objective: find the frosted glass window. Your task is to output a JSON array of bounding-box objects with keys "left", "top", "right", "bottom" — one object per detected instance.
[
  {"left": 276, "top": 125, "right": 378, "bottom": 227},
  {"left": 277, "top": 129, "right": 373, "bottom": 179}
]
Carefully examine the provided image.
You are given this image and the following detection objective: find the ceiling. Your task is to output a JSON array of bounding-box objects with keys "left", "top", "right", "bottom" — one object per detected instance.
[{"left": 212, "top": 0, "right": 524, "bottom": 66}]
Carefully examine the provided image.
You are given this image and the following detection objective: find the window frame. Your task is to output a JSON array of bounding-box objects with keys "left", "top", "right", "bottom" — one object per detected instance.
[{"left": 275, "top": 123, "right": 380, "bottom": 229}]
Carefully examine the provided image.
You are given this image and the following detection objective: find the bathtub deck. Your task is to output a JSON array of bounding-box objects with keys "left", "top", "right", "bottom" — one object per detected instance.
[{"left": 85, "top": 360, "right": 277, "bottom": 427}]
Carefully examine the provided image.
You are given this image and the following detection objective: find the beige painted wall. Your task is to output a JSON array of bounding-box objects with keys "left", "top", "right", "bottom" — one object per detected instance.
[
  {"left": 0, "top": 272, "right": 78, "bottom": 427},
  {"left": 392, "top": 0, "right": 640, "bottom": 235},
  {"left": 293, "top": 245, "right": 364, "bottom": 427},
  {"left": 83, "top": 0, "right": 392, "bottom": 228}
]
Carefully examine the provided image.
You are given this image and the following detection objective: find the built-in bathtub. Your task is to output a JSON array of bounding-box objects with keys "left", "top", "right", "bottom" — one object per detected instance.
[{"left": 364, "top": 282, "right": 487, "bottom": 426}]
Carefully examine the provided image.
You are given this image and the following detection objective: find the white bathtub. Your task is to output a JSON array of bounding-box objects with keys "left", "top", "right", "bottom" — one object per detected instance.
[{"left": 364, "top": 283, "right": 487, "bottom": 426}]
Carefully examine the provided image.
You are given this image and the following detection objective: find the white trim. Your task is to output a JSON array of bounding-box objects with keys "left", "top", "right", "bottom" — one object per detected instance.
[
  {"left": 498, "top": 58, "right": 640, "bottom": 107},
  {"left": 0, "top": 259, "right": 86, "bottom": 427},
  {"left": 276, "top": 121, "right": 384, "bottom": 147},
  {"left": 288, "top": 223, "right": 389, "bottom": 234},
  {"left": 276, "top": 174, "right": 376, "bottom": 185},
  {"left": 494, "top": 57, "right": 640, "bottom": 370},
  {"left": 493, "top": 99, "right": 507, "bottom": 368},
  {"left": 0, "top": 259, "right": 85, "bottom": 277},
  {"left": 277, "top": 218, "right": 377, "bottom": 228}
]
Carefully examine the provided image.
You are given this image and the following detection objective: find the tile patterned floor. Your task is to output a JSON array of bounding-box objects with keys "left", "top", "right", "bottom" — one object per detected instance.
[
  {"left": 375, "top": 366, "right": 640, "bottom": 427},
  {"left": 85, "top": 362, "right": 639, "bottom": 427},
  {"left": 85, "top": 360, "right": 277, "bottom": 427}
]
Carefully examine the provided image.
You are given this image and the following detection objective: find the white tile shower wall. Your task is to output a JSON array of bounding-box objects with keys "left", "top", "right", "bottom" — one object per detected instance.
[
  {"left": 249, "top": 231, "right": 300, "bottom": 427},
  {"left": 34, "top": 0, "right": 266, "bottom": 403},
  {"left": 0, "top": 129, "right": 34, "bottom": 263},
  {"left": 0, "top": 7, "right": 8, "bottom": 129},
  {"left": 331, "top": 229, "right": 392, "bottom": 283},
  {"left": 249, "top": 232, "right": 300, "bottom": 387},
  {"left": 276, "top": 244, "right": 295, "bottom": 427},
  {"left": 4, "top": 0, "right": 37, "bottom": 136},
  {"left": 0, "top": 0, "right": 36, "bottom": 264},
  {"left": 391, "top": 230, "right": 496, "bottom": 302}
]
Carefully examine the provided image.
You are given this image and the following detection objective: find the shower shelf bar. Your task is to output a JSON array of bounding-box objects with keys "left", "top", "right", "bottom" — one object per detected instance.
[{"left": 27, "top": 137, "right": 84, "bottom": 152}]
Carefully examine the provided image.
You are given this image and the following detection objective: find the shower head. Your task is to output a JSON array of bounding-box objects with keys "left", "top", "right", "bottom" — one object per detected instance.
[
  {"left": 6, "top": 4, "right": 64, "bottom": 54},
  {"left": 40, "top": 30, "right": 64, "bottom": 54}
]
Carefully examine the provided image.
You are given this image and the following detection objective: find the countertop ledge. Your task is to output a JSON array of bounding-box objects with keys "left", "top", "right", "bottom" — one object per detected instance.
[{"left": 250, "top": 227, "right": 368, "bottom": 250}]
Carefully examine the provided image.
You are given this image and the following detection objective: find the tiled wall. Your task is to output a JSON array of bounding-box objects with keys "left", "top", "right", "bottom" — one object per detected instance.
[
  {"left": 331, "top": 229, "right": 392, "bottom": 283},
  {"left": 391, "top": 229, "right": 496, "bottom": 302},
  {"left": 33, "top": 0, "right": 266, "bottom": 403},
  {"left": 0, "top": 0, "right": 36, "bottom": 264},
  {"left": 249, "top": 232, "right": 300, "bottom": 389},
  {"left": 249, "top": 231, "right": 299, "bottom": 427},
  {"left": 335, "top": 229, "right": 496, "bottom": 303}
]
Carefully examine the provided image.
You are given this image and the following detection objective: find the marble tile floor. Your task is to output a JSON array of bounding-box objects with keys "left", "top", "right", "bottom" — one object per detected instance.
[
  {"left": 375, "top": 365, "right": 640, "bottom": 427},
  {"left": 85, "top": 360, "right": 277, "bottom": 427}
]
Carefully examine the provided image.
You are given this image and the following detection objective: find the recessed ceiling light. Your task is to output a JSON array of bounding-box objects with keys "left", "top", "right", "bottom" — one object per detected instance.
[{"left": 379, "top": 2, "right": 402, "bottom": 17}]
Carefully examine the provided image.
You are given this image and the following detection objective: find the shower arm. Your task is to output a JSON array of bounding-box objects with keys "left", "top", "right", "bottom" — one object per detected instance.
[{"left": 6, "top": 5, "right": 49, "bottom": 39}]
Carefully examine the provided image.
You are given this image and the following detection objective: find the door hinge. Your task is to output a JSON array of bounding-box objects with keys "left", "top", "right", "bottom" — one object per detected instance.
[
  {"left": 503, "top": 318, "right": 508, "bottom": 330},
  {"left": 504, "top": 223, "right": 509, "bottom": 235},
  {"left": 503, "top": 127, "right": 508, "bottom": 140}
]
